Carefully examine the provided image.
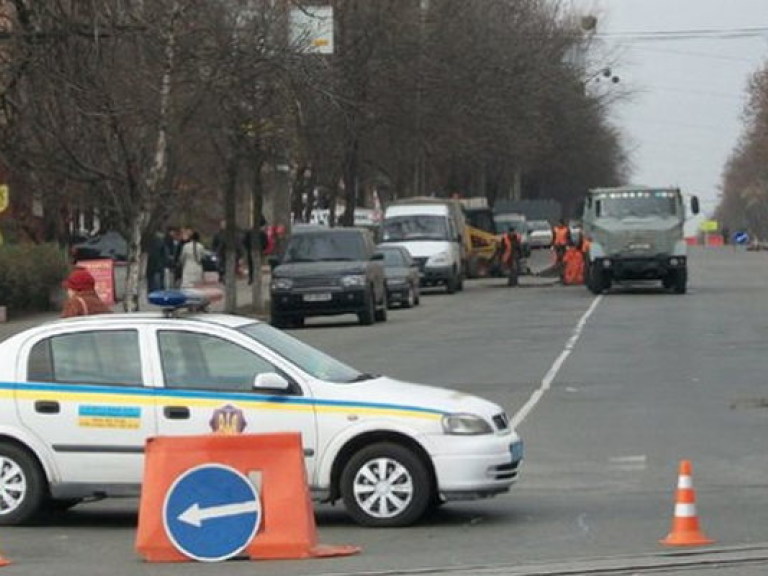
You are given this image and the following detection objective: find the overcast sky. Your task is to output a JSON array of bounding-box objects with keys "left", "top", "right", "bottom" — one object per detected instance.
[{"left": 576, "top": 0, "right": 768, "bottom": 219}]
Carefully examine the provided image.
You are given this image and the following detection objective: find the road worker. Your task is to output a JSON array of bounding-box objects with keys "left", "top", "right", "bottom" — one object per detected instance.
[
  {"left": 497, "top": 226, "right": 522, "bottom": 286},
  {"left": 551, "top": 219, "right": 572, "bottom": 281}
]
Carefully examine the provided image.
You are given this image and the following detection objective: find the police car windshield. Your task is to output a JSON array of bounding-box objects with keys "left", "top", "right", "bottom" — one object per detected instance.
[{"left": 239, "top": 323, "right": 366, "bottom": 383}]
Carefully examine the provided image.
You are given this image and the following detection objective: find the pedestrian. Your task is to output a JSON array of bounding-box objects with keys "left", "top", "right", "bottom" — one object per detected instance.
[
  {"left": 164, "top": 226, "right": 182, "bottom": 289},
  {"left": 60, "top": 267, "right": 112, "bottom": 318},
  {"left": 179, "top": 230, "right": 205, "bottom": 288},
  {"left": 211, "top": 219, "right": 228, "bottom": 283},
  {"left": 145, "top": 230, "right": 167, "bottom": 294},
  {"left": 496, "top": 225, "right": 522, "bottom": 286},
  {"left": 551, "top": 219, "right": 572, "bottom": 281},
  {"left": 242, "top": 215, "right": 267, "bottom": 285}
]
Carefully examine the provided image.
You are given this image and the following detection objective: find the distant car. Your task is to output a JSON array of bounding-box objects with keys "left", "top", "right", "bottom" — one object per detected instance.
[
  {"left": 0, "top": 298, "right": 523, "bottom": 527},
  {"left": 270, "top": 227, "right": 388, "bottom": 327},
  {"left": 527, "top": 220, "right": 554, "bottom": 249},
  {"left": 377, "top": 245, "right": 421, "bottom": 308},
  {"left": 71, "top": 231, "right": 128, "bottom": 262}
]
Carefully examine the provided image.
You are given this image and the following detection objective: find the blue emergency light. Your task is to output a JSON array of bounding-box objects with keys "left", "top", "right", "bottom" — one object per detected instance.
[{"left": 148, "top": 289, "right": 215, "bottom": 314}]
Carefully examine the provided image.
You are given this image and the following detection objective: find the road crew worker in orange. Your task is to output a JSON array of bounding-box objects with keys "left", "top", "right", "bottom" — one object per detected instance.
[
  {"left": 497, "top": 226, "right": 522, "bottom": 286},
  {"left": 551, "top": 219, "right": 572, "bottom": 280},
  {"left": 563, "top": 236, "right": 586, "bottom": 285}
]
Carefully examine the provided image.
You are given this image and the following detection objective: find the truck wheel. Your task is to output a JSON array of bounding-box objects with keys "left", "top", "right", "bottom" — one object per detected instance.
[
  {"left": 340, "top": 442, "right": 432, "bottom": 527},
  {"left": 587, "top": 267, "right": 604, "bottom": 295},
  {"left": 456, "top": 273, "right": 464, "bottom": 291},
  {"left": 358, "top": 289, "right": 376, "bottom": 325},
  {"left": 0, "top": 443, "right": 47, "bottom": 526}
]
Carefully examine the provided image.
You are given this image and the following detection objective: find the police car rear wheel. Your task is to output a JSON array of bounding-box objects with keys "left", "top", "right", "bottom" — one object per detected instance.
[
  {"left": 340, "top": 443, "right": 432, "bottom": 527},
  {"left": 0, "top": 443, "right": 46, "bottom": 526}
]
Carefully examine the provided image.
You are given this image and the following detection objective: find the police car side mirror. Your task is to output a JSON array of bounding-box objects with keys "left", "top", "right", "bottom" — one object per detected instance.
[{"left": 253, "top": 372, "right": 291, "bottom": 391}]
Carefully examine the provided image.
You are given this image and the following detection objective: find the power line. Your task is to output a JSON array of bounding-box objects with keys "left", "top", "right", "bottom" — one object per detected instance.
[{"left": 595, "top": 26, "right": 768, "bottom": 42}]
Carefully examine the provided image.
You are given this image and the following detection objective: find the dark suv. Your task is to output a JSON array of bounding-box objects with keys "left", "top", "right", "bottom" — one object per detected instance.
[{"left": 270, "top": 227, "right": 387, "bottom": 327}]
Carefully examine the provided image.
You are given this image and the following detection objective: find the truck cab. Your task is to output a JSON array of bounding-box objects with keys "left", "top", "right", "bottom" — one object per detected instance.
[{"left": 582, "top": 186, "right": 699, "bottom": 294}]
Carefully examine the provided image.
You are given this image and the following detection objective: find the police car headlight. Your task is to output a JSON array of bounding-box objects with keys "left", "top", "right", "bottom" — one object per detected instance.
[
  {"left": 442, "top": 413, "right": 493, "bottom": 435},
  {"left": 340, "top": 274, "right": 366, "bottom": 288},
  {"left": 271, "top": 278, "right": 293, "bottom": 290},
  {"left": 428, "top": 251, "right": 451, "bottom": 266}
]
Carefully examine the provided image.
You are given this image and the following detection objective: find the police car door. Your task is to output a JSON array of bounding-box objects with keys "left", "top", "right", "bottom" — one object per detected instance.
[
  {"left": 18, "top": 326, "right": 154, "bottom": 485},
  {"left": 152, "top": 328, "right": 317, "bottom": 476}
]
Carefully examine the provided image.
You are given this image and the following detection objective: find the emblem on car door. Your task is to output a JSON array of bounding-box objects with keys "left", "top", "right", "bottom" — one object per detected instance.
[{"left": 209, "top": 404, "right": 247, "bottom": 435}]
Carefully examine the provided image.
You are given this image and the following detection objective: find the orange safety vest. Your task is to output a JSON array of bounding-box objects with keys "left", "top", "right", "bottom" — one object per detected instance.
[{"left": 553, "top": 225, "right": 570, "bottom": 246}]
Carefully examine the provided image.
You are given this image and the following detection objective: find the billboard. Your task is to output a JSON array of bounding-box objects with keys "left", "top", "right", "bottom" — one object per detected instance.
[{"left": 290, "top": 6, "right": 334, "bottom": 55}]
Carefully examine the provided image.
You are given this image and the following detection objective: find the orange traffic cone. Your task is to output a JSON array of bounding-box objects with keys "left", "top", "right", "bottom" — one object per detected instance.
[
  {"left": 660, "top": 460, "right": 714, "bottom": 547},
  {"left": 0, "top": 547, "right": 10, "bottom": 566}
]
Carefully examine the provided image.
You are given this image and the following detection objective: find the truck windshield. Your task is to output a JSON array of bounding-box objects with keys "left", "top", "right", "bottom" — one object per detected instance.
[
  {"left": 595, "top": 191, "right": 679, "bottom": 219},
  {"left": 382, "top": 215, "right": 450, "bottom": 241}
]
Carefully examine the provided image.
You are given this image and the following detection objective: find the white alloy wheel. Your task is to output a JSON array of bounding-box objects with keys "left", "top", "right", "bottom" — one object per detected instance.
[
  {"left": 340, "top": 442, "right": 432, "bottom": 527},
  {"left": 0, "top": 455, "right": 27, "bottom": 517},
  {"left": 352, "top": 457, "right": 414, "bottom": 518}
]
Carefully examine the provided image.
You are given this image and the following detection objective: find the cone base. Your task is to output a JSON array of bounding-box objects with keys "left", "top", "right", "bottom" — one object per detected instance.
[
  {"left": 0, "top": 557, "right": 10, "bottom": 566},
  {"left": 660, "top": 531, "right": 715, "bottom": 547}
]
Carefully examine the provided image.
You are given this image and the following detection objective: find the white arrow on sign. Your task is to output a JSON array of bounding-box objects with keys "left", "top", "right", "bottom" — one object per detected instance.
[{"left": 178, "top": 500, "right": 260, "bottom": 527}]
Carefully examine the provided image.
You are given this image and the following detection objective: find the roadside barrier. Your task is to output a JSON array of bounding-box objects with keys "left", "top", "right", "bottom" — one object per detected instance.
[
  {"left": 660, "top": 460, "right": 714, "bottom": 547},
  {"left": 135, "top": 433, "right": 360, "bottom": 563}
]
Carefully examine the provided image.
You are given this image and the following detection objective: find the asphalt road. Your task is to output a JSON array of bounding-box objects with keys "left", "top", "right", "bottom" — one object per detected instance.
[{"left": 1, "top": 246, "right": 767, "bottom": 575}]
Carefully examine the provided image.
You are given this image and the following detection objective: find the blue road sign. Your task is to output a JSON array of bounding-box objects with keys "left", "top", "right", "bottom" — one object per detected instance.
[
  {"left": 733, "top": 231, "right": 750, "bottom": 245},
  {"left": 163, "top": 464, "right": 261, "bottom": 562}
]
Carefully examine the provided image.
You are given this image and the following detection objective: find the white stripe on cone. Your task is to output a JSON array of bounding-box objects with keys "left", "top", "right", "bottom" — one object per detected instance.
[
  {"left": 674, "top": 503, "right": 697, "bottom": 518},
  {"left": 677, "top": 475, "right": 693, "bottom": 489}
]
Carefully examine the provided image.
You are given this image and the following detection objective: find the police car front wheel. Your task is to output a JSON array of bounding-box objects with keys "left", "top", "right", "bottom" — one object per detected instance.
[
  {"left": 0, "top": 443, "right": 47, "bottom": 525},
  {"left": 340, "top": 442, "right": 432, "bottom": 527}
]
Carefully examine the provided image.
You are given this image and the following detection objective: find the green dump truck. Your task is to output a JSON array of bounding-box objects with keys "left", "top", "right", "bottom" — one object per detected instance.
[{"left": 582, "top": 186, "right": 699, "bottom": 294}]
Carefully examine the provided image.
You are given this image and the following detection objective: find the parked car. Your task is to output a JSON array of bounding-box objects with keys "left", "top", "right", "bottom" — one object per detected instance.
[
  {"left": 377, "top": 244, "right": 421, "bottom": 308},
  {"left": 270, "top": 227, "right": 387, "bottom": 327},
  {"left": 527, "top": 220, "right": 554, "bottom": 249},
  {"left": 0, "top": 300, "right": 523, "bottom": 527},
  {"left": 71, "top": 231, "right": 128, "bottom": 262},
  {"left": 72, "top": 231, "right": 219, "bottom": 273}
]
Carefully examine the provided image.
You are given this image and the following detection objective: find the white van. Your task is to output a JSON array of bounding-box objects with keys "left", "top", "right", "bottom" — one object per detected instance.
[{"left": 380, "top": 199, "right": 465, "bottom": 293}]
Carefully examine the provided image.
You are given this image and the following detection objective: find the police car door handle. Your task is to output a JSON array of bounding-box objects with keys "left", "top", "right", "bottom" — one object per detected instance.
[
  {"left": 34, "top": 400, "right": 60, "bottom": 414},
  {"left": 163, "top": 406, "right": 190, "bottom": 419}
]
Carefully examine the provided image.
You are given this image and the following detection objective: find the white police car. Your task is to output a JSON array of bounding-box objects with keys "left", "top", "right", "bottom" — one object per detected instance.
[{"left": 0, "top": 291, "right": 523, "bottom": 527}]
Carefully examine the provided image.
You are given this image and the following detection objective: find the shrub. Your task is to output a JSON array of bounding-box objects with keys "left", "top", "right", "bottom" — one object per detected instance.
[{"left": 0, "top": 243, "right": 70, "bottom": 314}]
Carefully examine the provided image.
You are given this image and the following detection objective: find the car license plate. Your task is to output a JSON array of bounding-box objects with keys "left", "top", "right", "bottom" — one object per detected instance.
[
  {"left": 510, "top": 441, "right": 524, "bottom": 463},
  {"left": 303, "top": 293, "right": 332, "bottom": 302}
]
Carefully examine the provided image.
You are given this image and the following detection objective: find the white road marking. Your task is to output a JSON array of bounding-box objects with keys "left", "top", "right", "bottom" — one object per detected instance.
[
  {"left": 609, "top": 454, "right": 648, "bottom": 471},
  {"left": 511, "top": 295, "right": 602, "bottom": 429}
]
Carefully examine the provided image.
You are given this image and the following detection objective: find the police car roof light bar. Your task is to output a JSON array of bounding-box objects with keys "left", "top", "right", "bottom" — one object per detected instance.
[{"left": 148, "top": 289, "right": 211, "bottom": 316}]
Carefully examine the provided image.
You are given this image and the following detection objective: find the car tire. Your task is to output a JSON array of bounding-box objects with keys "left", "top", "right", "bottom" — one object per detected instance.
[
  {"left": 445, "top": 273, "right": 457, "bottom": 294},
  {"left": 414, "top": 284, "right": 421, "bottom": 306},
  {"left": 402, "top": 286, "right": 415, "bottom": 308},
  {"left": 374, "top": 291, "right": 388, "bottom": 322},
  {"left": 456, "top": 273, "right": 464, "bottom": 292},
  {"left": 358, "top": 289, "right": 376, "bottom": 325},
  {"left": 340, "top": 442, "right": 433, "bottom": 527},
  {"left": 587, "top": 267, "right": 604, "bottom": 295},
  {"left": 0, "top": 443, "right": 47, "bottom": 526}
]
